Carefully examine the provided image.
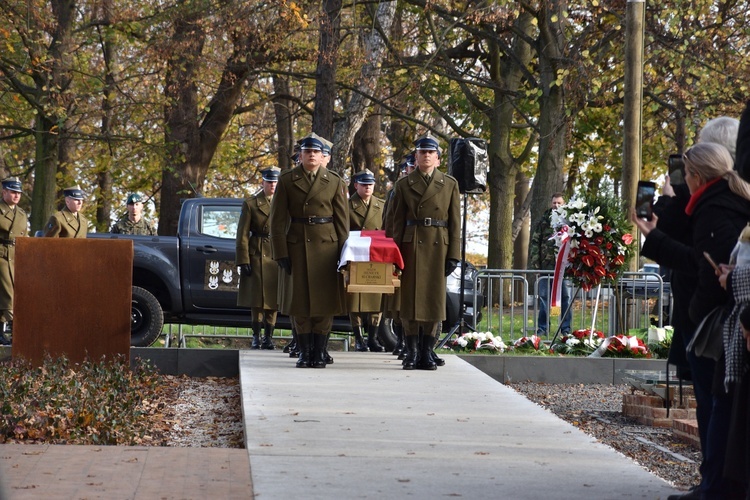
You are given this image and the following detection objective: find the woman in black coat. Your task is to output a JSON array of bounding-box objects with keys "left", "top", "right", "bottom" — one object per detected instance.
[{"left": 633, "top": 141, "right": 750, "bottom": 499}]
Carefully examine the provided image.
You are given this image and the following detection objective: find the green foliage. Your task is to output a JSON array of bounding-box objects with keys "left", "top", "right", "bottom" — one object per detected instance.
[{"left": 0, "top": 355, "right": 160, "bottom": 445}]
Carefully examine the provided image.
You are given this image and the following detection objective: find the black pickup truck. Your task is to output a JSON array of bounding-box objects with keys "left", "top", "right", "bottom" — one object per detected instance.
[{"left": 90, "top": 197, "right": 483, "bottom": 346}]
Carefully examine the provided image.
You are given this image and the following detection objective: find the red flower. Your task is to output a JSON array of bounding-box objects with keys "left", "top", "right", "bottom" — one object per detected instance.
[{"left": 622, "top": 233, "right": 633, "bottom": 245}]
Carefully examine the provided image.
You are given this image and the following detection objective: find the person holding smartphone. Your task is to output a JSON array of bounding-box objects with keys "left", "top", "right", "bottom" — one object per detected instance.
[{"left": 633, "top": 142, "right": 750, "bottom": 499}]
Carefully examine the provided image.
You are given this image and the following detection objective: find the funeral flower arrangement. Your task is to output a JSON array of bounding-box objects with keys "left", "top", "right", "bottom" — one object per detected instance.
[
  {"left": 512, "top": 334, "right": 543, "bottom": 352},
  {"left": 550, "top": 195, "right": 635, "bottom": 291},
  {"left": 602, "top": 334, "right": 651, "bottom": 358},
  {"left": 550, "top": 329, "right": 605, "bottom": 356},
  {"left": 449, "top": 331, "right": 507, "bottom": 353}
]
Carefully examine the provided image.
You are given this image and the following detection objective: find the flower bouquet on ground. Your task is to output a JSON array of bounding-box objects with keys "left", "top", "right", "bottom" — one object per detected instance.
[
  {"left": 550, "top": 194, "right": 635, "bottom": 292},
  {"left": 550, "top": 329, "right": 605, "bottom": 356},
  {"left": 511, "top": 335, "right": 543, "bottom": 352},
  {"left": 590, "top": 334, "right": 651, "bottom": 358},
  {"left": 448, "top": 331, "right": 507, "bottom": 354}
]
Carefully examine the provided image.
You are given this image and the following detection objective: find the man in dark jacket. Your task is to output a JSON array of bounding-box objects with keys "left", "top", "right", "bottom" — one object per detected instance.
[{"left": 529, "top": 193, "right": 571, "bottom": 336}]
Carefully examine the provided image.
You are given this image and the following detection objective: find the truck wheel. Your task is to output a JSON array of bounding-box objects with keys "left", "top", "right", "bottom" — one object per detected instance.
[
  {"left": 377, "top": 319, "right": 398, "bottom": 352},
  {"left": 131, "top": 286, "right": 164, "bottom": 347}
]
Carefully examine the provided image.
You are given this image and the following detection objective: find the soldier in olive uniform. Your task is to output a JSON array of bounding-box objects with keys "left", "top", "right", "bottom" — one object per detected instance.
[
  {"left": 347, "top": 169, "right": 386, "bottom": 352},
  {"left": 43, "top": 185, "right": 89, "bottom": 238},
  {"left": 0, "top": 177, "right": 28, "bottom": 344},
  {"left": 111, "top": 193, "right": 157, "bottom": 235},
  {"left": 236, "top": 167, "right": 280, "bottom": 350},
  {"left": 270, "top": 134, "right": 349, "bottom": 368},
  {"left": 391, "top": 136, "right": 461, "bottom": 370}
]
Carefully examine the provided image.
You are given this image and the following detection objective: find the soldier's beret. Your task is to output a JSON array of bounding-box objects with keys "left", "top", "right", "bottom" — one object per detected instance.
[
  {"left": 126, "top": 193, "right": 143, "bottom": 205},
  {"left": 1, "top": 177, "right": 22, "bottom": 193},
  {"left": 63, "top": 185, "right": 86, "bottom": 200}
]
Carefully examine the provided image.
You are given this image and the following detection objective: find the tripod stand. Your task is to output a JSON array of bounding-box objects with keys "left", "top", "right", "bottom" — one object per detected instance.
[{"left": 437, "top": 192, "right": 475, "bottom": 348}]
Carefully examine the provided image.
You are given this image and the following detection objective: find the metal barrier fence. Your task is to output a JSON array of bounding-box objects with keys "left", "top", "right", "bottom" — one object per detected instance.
[
  {"left": 156, "top": 270, "right": 671, "bottom": 347},
  {"left": 467, "top": 269, "right": 671, "bottom": 342}
]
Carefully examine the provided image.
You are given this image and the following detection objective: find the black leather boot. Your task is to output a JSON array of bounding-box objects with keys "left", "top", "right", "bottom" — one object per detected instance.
[
  {"left": 288, "top": 328, "right": 299, "bottom": 358},
  {"left": 311, "top": 334, "right": 327, "bottom": 368},
  {"left": 0, "top": 322, "right": 10, "bottom": 346},
  {"left": 324, "top": 333, "right": 333, "bottom": 364},
  {"left": 417, "top": 335, "right": 437, "bottom": 370},
  {"left": 402, "top": 335, "right": 418, "bottom": 370},
  {"left": 367, "top": 324, "right": 384, "bottom": 352},
  {"left": 261, "top": 323, "right": 276, "bottom": 350},
  {"left": 251, "top": 322, "right": 262, "bottom": 349},
  {"left": 392, "top": 322, "right": 404, "bottom": 356},
  {"left": 296, "top": 333, "right": 312, "bottom": 368},
  {"left": 353, "top": 326, "right": 368, "bottom": 351}
]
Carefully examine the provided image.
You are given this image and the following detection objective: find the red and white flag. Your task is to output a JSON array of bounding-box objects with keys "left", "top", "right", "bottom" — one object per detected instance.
[{"left": 338, "top": 230, "right": 405, "bottom": 270}]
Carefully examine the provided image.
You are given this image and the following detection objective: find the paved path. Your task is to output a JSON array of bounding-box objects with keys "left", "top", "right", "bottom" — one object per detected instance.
[
  {"left": 240, "top": 351, "right": 679, "bottom": 499},
  {"left": 0, "top": 351, "right": 680, "bottom": 499}
]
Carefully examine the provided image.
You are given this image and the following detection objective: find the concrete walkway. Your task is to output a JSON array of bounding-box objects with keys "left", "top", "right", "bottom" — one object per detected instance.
[
  {"left": 0, "top": 351, "right": 681, "bottom": 499},
  {"left": 240, "top": 351, "right": 679, "bottom": 499}
]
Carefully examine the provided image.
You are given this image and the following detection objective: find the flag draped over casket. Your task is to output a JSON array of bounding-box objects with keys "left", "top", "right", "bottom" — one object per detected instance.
[{"left": 338, "top": 230, "right": 405, "bottom": 270}]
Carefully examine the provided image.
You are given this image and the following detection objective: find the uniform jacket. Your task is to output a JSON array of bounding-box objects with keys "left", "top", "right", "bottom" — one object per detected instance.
[
  {"left": 269, "top": 166, "right": 349, "bottom": 317},
  {"left": 43, "top": 207, "right": 88, "bottom": 238},
  {"left": 347, "top": 193, "right": 385, "bottom": 313},
  {"left": 0, "top": 201, "right": 28, "bottom": 316},
  {"left": 110, "top": 215, "right": 156, "bottom": 235},
  {"left": 236, "top": 190, "right": 278, "bottom": 310},
  {"left": 391, "top": 168, "right": 461, "bottom": 321}
]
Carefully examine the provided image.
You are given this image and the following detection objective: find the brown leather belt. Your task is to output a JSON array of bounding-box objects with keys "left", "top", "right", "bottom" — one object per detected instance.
[
  {"left": 406, "top": 218, "right": 448, "bottom": 228},
  {"left": 291, "top": 217, "right": 333, "bottom": 225}
]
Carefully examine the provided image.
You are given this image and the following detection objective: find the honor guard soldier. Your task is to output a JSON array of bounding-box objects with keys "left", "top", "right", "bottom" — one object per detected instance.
[
  {"left": 347, "top": 169, "right": 387, "bottom": 352},
  {"left": 236, "top": 167, "right": 280, "bottom": 350},
  {"left": 111, "top": 193, "right": 157, "bottom": 235},
  {"left": 0, "top": 177, "right": 28, "bottom": 344},
  {"left": 43, "top": 185, "right": 89, "bottom": 238},
  {"left": 391, "top": 135, "right": 460, "bottom": 370},
  {"left": 270, "top": 133, "right": 349, "bottom": 368}
]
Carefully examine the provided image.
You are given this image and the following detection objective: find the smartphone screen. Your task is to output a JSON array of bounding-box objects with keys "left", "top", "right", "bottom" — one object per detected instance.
[{"left": 636, "top": 181, "right": 656, "bottom": 221}]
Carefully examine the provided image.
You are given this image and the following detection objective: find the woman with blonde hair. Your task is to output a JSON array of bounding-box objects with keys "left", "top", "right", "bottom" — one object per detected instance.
[{"left": 633, "top": 141, "right": 750, "bottom": 499}]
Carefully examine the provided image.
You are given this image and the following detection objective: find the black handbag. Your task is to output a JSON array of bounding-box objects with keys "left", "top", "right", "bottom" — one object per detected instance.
[{"left": 686, "top": 306, "right": 726, "bottom": 361}]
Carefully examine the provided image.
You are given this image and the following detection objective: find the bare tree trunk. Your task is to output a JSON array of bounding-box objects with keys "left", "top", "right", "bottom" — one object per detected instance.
[
  {"left": 313, "top": 0, "right": 342, "bottom": 142},
  {"left": 352, "top": 110, "right": 381, "bottom": 174},
  {"left": 95, "top": 0, "right": 115, "bottom": 232},
  {"left": 29, "top": 0, "right": 75, "bottom": 232},
  {"left": 527, "top": 0, "right": 569, "bottom": 240},
  {"left": 330, "top": 1, "right": 396, "bottom": 176},
  {"left": 273, "top": 75, "right": 295, "bottom": 171}
]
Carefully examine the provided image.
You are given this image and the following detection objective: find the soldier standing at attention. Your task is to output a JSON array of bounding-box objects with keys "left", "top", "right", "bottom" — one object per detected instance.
[
  {"left": 0, "top": 177, "right": 28, "bottom": 344},
  {"left": 270, "top": 134, "right": 349, "bottom": 368},
  {"left": 236, "top": 167, "right": 280, "bottom": 350},
  {"left": 111, "top": 193, "right": 157, "bottom": 235},
  {"left": 391, "top": 135, "right": 461, "bottom": 370},
  {"left": 43, "top": 185, "right": 89, "bottom": 238},
  {"left": 347, "top": 169, "right": 386, "bottom": 352}
]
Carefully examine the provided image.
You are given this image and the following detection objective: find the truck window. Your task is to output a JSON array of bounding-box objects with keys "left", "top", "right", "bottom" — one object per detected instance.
[{"left": 199, "top": 205, "right": 241, "bottom": 239}]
